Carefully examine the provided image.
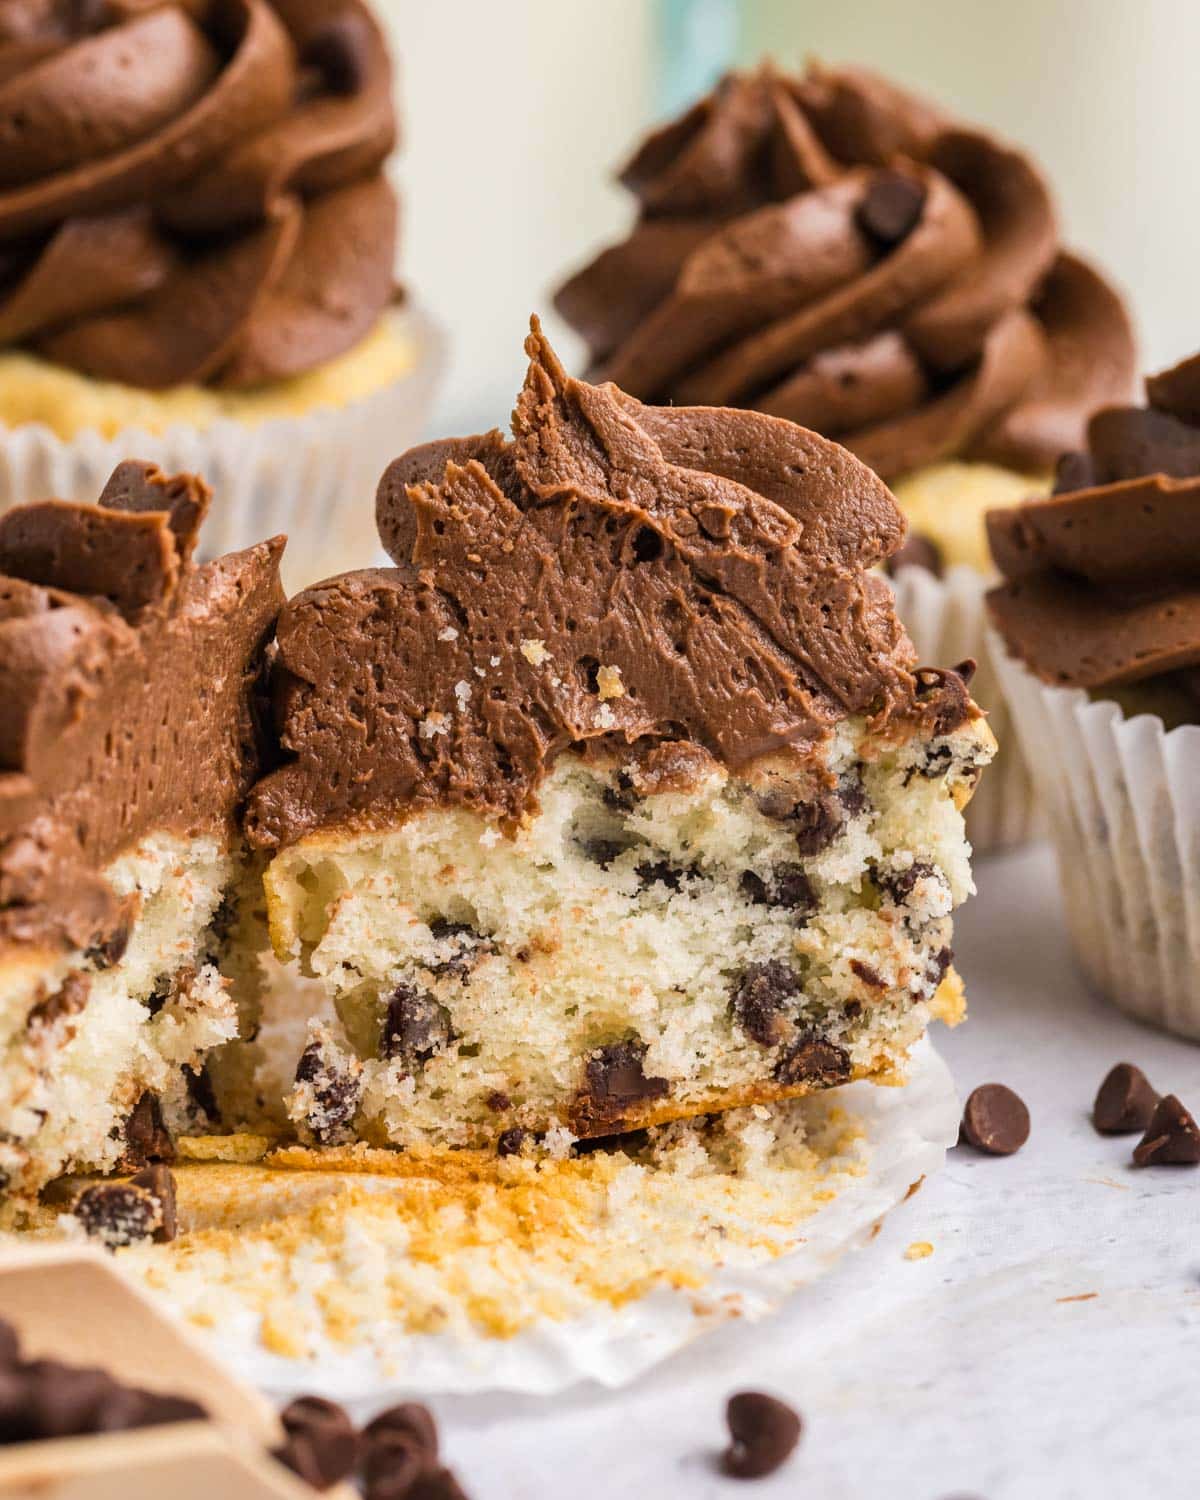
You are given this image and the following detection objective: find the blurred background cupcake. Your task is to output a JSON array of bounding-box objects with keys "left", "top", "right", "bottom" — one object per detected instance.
[
  {"left": 553, "top": 57, "right": 1136, "bottom": 853},
  {"left": 0, "top": 0, "right": 442, "bottom": 589},
  {"left": 987, "top": 354, "right": 1200, "bottom": 1038}
]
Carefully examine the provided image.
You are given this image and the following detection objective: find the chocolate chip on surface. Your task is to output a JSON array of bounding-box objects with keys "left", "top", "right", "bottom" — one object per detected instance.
[
  {"left": 292, "top": 1031, "right": 364, "bottom": 1146},
  {"left": 960, "top": 1084, "right": 1030, "bottom": 1156},
  {"left": 578, "top": 1040, "right": 669, "bottom": 1125},
  {"left": 774, "top": 1032, "right": 851, "bottom": 1087},
  {"left": 1132, "top": 1094, "right": 1200, "bottom": 1167},
  {"left": 885, "top": 530, "right": 944, "bottom": 578},
  {"left": 363, "top": 1402, "right": 440, "bottom": 1500},
  {"left": 856, "top": 170, "right": 927, "bottom": 246},
  {"left": 276, "top": 1395, "right": 360, "bottom": 1490},
  {"left": 381, "top": 985, "right": 453, "bottom": 1067},
  {"left": 731, "top": 961, "right": 802, "bottom": 1047},
  {"left": 722, "top": 1390, "right": 802, "bottom": 1479},
  {"left": 1093, "top": 1063, "right": 1159, "bottom": 1135}
]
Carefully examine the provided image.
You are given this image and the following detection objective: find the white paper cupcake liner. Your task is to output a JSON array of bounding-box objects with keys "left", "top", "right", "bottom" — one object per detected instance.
[
  {"left": 889, "top": 563, "right": 1041, "bottom": 854},
  {"left": 990, "top": 628, "right": 1200, "bottom": 1039},
  {"left": 0, "top": 306, "right": 445, "bottom": 594}
]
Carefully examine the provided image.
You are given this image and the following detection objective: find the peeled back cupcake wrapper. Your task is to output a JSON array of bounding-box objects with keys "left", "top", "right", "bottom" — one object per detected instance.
[
  {"left": 890, "top": 564, "right": 1041, "bottom": 854},
  {"left": 989, "top": 628, "right": 1200, "bottom": 1039},
  {"left": 0, "top": 308, "right": 445, "bottom": 596}
]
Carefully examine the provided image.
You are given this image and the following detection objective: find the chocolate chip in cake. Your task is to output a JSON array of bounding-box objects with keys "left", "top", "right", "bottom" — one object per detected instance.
[
  {"left": 275, "top": 1395, "right": 360, "bottom": 1490},
  {"left": 885, "top": 530, "right": 943, "bottom": 579},
  {"left": 774, "top": 1032, "right": 851, "bottom": 1087},
  {"left": 721, "top": 1391, "right": 802, "bottom": 1479},
  {"left": 914, "top": 666, "right": 975, "bottom": 740},
  {"left": 363, "top": 1402, "right": 441, "bottom": 1500},
  {"left": 382, "top": 985, "right": 454, "bottom": 1068},
  {"left": 485, "top": 1090, "right": 511, "bottom": 1113},
  {"left": 293, "top": 1032, "right": 364, "bottom": 1146},
  {"left": 71, "top": 1179, "right": 164, "bottom": 1249},
  {"left": 837, "top": 770, "right": 870, "bottom": 817},
  {"left": 84, "top": 910, "right": 132, "bottom": 971},
  {"left": 118, "top": 1091, "right": 175, "bottom": 1169},
  {"left": 1132, "top": 1094, "right": 1200, "bottom": 1167},
  {"left": 876, "top": 860, "right": 937, "bottom": 906},
  {"left": 497, "top": 1128, "right": 528, "bottom": 1157},
  {"left": 129, "top": 1164, "right": 177, "bottom": 1244},
  {"left": 1093, "top": 1063, "right": 1159, "bottom": 1135},
  {"left": 928, "top": 946, "right": 954, "bottom": 987},
  {"left": 731, "top": 961, "right": 802, "bottom": 1047},
  {"left": 849, "top": 959, "right": 887, "bottom": 990},
  {"left": 636, "top": 858, "right": 689, "bottom": 891},
  {"left": 426, "top": 920, "right": 494, "bottom": 978},
  {"left": 184, "top": 1063, "right": 221, "bottom": 1130},
  {"left": 27, "top": 973, "right": 91, "bottom": 1032},
  {"left": 578, "top": 836, "right": 629, "bottom": 868},
  {"left": 960, "top": 1084, "right": 1030, "bottom": 1156},
  {"left": 791, "top": 795, "right": 843, "bottom": 857},
  {"left": 740, "top": 865, "right": 815, "bottom": 915},
  {"left": 579, "top": 1040, "right": 669, "bottom": 1125}
]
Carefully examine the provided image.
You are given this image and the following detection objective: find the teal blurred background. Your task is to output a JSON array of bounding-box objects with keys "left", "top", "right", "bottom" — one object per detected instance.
[{"left": 382, "top": 0, "right": 1196, "bottom": 433}]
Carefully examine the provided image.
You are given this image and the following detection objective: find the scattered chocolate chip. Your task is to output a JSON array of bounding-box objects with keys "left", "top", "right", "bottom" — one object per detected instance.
[
  {"left": 1132, "top": 1094, "right": 1200, "bottom": 1167},
  {"left": 731, "top": 961, "right": 802, "bottom": 1047},
  {"left": 721, "top": 1391, "right": 802, "bottom": 1479},
  {"left": 129, "top": 1164, "right": 177, "bottom": 1244},
  {"left": 497, "top": 1128, "right": 527, "bottom": 1157},
  {"left": 276, "top": 1395, "right": 360, "bottom": 1490},
  {"left": 1093, "top": 1063, "right": 1159, "bottom": 1135},
  {"left": 1052, "top": 449, "right": 1096, "bottom": 495},
  {"left": 578, "top": 1040, "right": 669, "bottom": 1125},
  {"left": 775, "top": 1032, "right": 851, "bottom": 1087},
  {"left": 27, "top": 973, "right": 91, "bottom": 1031},
  {"left": 960, "top": 1084, "right": 1030, "bottom": 1156},
  {"left": 118, "top": 1092, "right": 174, "bottom": 1169},
  {"left": 363, "top": 1403, "right": 440, "bottom": 1500},
  {"left": 485, "top": 1090, "right": 511, "bottom": 1113},
  {"left": 885, "top": 530, "right": 943, "bottom": 578},
  {"left": 71, "top": 1180, "right": 163, "bottom": 1249},
  {"left": 382, "top": 985, "right": 453, "bottom": 1067}
]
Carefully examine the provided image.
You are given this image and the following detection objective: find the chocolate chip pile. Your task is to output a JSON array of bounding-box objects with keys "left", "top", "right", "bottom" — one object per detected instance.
[
  {"left": 1093, "top": 1063, "right": 1200, "bottom": 1167},
  {"left": 275, "top": 1394, "right": 471, "bottom": 1498},
  {"left": 0, "top": 1320, "right": 206, "bottom": 1444}
]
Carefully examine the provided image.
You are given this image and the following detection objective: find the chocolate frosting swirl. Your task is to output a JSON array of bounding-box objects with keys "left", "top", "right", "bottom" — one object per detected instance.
[
  {"left": 555, "top": 64, "right": 1136, "bottom": 481},
  {"left": 246, "top": 322, "right": 975, "bottom": 850},
  {"left": 0, "top": 0, "right": 397, "bottom": 389},
  {"left": 0, "top": 461, "right": 284, "bottom": 955},
  {"left": 987, "top": 353, "right": 1200, "bottom": 690}
]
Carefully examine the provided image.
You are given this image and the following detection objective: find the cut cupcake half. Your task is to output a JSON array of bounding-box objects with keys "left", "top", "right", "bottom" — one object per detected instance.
[
  {"left": 0, "top": 463, "right": 283, "bottom": 1204},
  {"left": 245, "top": 321, "right": 992, "bottom": 1151}
]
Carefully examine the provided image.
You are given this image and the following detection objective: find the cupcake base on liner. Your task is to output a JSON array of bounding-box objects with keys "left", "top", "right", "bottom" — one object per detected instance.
[
  {"left": 0, "top": 307, "right": 445, "bottom": 593},
  {"left": 990, "top": 627, "right": 1200, "bottom": 1039},
  {"left": 890, "top": 564, "right": 1041, "bottom": 853},
  {"left": 12, "top": 1040, "right": 958, "bottom": 1399}
]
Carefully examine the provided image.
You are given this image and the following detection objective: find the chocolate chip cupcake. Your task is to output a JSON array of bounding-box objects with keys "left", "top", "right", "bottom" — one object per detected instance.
[
  {"left": 0, "top": 0, "right": 442, "bottom": 591},
  {"left": 988, "top": 353, "right": 1200, "bottom": 1038},
  {"left": 0, "top": 462, "right": 283, "bottom": 1205},
  {"left": 554, "top": 62, "right": 1136, "bottom": 851},
  {"left": 240, "top": 320, "right": 994, "bottom": 1152}
]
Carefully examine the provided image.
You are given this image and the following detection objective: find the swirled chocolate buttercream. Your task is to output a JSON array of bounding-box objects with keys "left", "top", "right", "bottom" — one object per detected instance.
[
  {"left": 0, "top": 462, "right": 283, "bottom": 953},
  {"left": 0, "top": 0, "right": 397, "bottom": 388},
  {"left": 988, "top": 352, "right": 1200, "bottom": 692},
  {"left": 246, "top": 321, "right": 976, "bottom": 848},
  {"left": 556, "top": 64, "right": 1135, "bottom": 481}
]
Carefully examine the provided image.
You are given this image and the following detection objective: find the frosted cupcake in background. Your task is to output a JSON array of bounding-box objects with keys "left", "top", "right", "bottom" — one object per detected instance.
[
  {"left": 0, "top": 0, "right": 442, "bottom": 589},
  {"left": 555, "top": 62, "right": 1137, "bottom": 851},
  {"left": 987, "top": 353, "right": 1200, "bottom": 1039}
]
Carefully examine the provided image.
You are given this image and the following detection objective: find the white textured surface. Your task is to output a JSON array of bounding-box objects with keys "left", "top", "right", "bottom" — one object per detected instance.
[{"left": 410, "top": 845, "right": 1200, "bottom": 1500}]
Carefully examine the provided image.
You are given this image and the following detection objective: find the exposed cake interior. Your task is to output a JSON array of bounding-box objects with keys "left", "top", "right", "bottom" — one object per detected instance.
[
  {"left": 263, "top": 721, "right": 984, "bottom": 1150},
  {"left": 0, "top": 463, "right": 283, "bottom": 1204},
  {"left": 244, "top": 322, "right": 992, "bottom": 1151}
]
